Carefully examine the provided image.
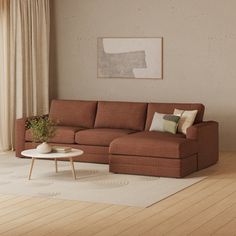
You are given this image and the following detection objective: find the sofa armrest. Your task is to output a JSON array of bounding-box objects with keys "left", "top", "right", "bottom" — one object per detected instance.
[
  {"left": 186, "top": 121, "right": 219, "bottom": 169},
  {"left": 15, "top": 118, "right": 27, "bottom": 157}
]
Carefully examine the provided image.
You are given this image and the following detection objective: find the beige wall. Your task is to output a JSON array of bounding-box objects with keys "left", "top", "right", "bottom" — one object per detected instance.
[{"left": 51, "top": 0, "right": 236, "bottom": 150}]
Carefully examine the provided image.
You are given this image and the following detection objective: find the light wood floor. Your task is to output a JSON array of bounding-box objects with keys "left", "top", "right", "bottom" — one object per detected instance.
[{"left": 0, "top": 152, "right": 236, "bottom": 236}]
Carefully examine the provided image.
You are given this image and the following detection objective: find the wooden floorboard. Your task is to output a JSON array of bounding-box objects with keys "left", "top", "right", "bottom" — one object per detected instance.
[
  {"left": 0, "top": 152, "right": 236, "bottom": 236},
  {"left": 190, "top": 204, "right": 236, "bottom": 235},
  {"left": 214, "top": 218, "right": 236, "bottom": 235}
]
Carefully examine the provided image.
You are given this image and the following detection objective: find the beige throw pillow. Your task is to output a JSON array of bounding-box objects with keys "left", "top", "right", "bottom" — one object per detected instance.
[
  {"left": 149, "top": 112, "right": 181, "bottom": 134},
  {"left": 173, "top": 109, "right": 198, "bottom": 134}
]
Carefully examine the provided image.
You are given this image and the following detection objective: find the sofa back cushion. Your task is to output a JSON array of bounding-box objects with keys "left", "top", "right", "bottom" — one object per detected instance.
[
  {"left": 95, "top": 101, "right": 147, "bottom": 131},
  {"left": 145, "top": 103, "right": 205, "bottom": 130},
  {"left": 49, "top": 100, "right": 97, "bottom": 128}
]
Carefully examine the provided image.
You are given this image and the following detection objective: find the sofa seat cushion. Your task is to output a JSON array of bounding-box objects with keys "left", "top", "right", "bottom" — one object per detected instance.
[
  {"left": 75, "top": 128, "right": 135, "bottom": 146},
  {"left": 110, "top": 131, "right": 197, "bottom": 159},
  {"left": 25, "top": 126, "right": 84, "bottom": 144}
]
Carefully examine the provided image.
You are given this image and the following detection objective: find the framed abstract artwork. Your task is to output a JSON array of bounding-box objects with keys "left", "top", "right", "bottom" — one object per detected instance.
[{"left": 97, "top": 37, "right": 163, "bottom": 79}]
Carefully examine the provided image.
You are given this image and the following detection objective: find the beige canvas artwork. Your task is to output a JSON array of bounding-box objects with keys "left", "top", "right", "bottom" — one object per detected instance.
[{"left": 98, "top": 37, "right": 163, "bottom": 79}]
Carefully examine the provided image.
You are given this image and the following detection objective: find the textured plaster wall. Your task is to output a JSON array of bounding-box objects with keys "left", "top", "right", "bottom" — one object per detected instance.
[{"left": 51, "top": 0, "right": 236, "bottom": 150}]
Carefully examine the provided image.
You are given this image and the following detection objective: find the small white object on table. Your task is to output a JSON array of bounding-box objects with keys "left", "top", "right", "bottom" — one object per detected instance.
[{"left": 21, "top": 148, "right": 84, "bottom": 180}]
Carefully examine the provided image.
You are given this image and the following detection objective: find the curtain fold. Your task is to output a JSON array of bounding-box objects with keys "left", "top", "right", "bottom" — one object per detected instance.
[
  {"left": 0, "top": 0, "right": 11, "bottom": 151},
  {"left": 0, "top": 0, "right": 50, "bottom": 152},
  {"left": 15, "top": 0, "right": 50, "bottom": 117}
]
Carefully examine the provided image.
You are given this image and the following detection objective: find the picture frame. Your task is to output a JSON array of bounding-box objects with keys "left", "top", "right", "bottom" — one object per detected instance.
[{"left": 97, "top": 37, "right": 163, "bottom": 79}]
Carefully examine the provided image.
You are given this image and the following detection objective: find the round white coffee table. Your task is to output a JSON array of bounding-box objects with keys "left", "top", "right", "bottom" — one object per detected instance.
[{"left": 21, "top": 149, "right": 84, "bottom": 180}]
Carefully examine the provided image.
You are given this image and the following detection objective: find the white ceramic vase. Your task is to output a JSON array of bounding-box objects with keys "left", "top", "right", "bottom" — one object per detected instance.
[{"left": 36, "top": 142, "right": 52, "bottom": 154}]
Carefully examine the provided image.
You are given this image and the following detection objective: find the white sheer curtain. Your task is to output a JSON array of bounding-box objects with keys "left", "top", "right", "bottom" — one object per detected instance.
[{"left": 0, "top": 0, "right": 50, "bottom": 152}]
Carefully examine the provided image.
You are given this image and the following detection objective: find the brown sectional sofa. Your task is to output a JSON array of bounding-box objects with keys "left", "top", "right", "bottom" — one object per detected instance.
[{"left": 15, "top": 99, "right": 219, "bottom": 177}]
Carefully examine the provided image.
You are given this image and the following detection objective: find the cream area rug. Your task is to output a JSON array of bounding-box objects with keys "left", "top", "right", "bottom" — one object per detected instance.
[{"left": 0, "top": 152, "right": 206, "bottom": 208}]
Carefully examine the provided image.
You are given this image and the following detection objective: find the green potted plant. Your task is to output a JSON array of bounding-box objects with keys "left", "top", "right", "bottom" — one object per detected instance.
[{"left": 28, "top": 115, "right": 56, "bottom": 153}]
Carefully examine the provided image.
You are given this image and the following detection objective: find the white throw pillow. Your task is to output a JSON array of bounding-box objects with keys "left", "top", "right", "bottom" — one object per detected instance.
[
  {"left": 149, "top": 112, "right": 181, "bottom": 134},
  {"left": 173, "top": 109, "right": 198, "bottom": 134},
  {"left": 149, "top": 113, "right": 165, "bottom": 132}
]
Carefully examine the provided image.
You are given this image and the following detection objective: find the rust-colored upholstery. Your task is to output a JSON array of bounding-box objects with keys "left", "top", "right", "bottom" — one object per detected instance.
[
  {"left": 109, "top": 154, "right": 198, "bottom": 177},
  {"left": 25, "top": 126, "right": 83, "bottom": 144},
  {"left": 110, "top": 131, "right": 197, "bottom": 159},
  {"left": 25, "top": 142, "right": 109, "bottom": 163},
  {"left": 15, "top": 118, "right": 27, "bottom": 157},
  {"left": 15, "top": 99, "right": 218, "bottom": 178},
  {"left": 145, "top": 103, "right": 205, "bottom": 130},
  {"left": 75, "top": 128, "right": 135, "bottom": 146},
  {"left": 95, "top": 101, "right": 147, "bottom": 130},
  {"left": 186, "top": 121, "right": 219, "bottom": 169},
  {"left": 49, "top": 100, "right": 97, "bottom": 128}
]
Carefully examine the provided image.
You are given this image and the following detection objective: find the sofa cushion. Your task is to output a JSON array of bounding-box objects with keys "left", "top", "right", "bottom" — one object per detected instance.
[
  {"left": 95, "top": 101, "right": 147, "bottom": 131},
  {"left": 25, "top": 126, "right": 83, "bottom": 144},
  {"left": 75, "top": 128, "right": 135, "bottom": 146},
  {"left": 145, "top": 103, "right": 205, "bottom": 130},
  {"left": 49, "top": 100, "right": 97, "bottom": 128},
  {"left": 110, "top": 131, "right": 197, "bottom": 159}
]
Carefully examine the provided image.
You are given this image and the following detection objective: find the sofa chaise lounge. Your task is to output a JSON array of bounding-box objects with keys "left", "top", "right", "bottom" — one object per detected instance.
[{"left": 15, "top": 100, "right": 219, "bottom": 177}]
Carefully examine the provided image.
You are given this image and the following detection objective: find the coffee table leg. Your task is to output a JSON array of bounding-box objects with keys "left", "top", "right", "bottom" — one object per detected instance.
[
  {"left": 69, "top": 157, "right": 76, "bottom": 180},
  {"left": 28, "top": 158, "right": 35, "bottom": 180},
  {"left": 55, "top": 159, "right": 58, "bottom": 173}
]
